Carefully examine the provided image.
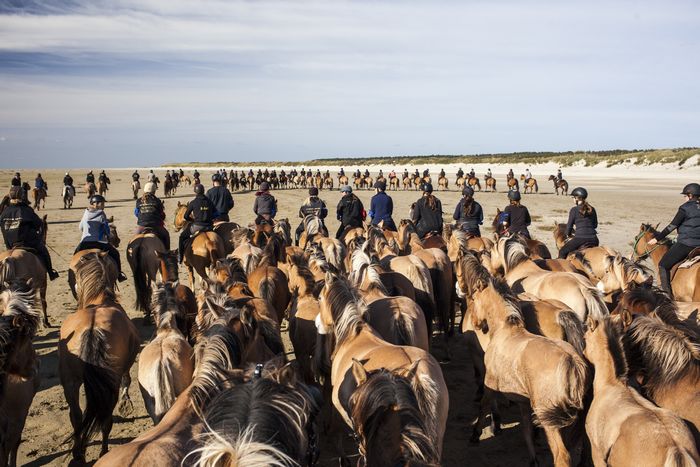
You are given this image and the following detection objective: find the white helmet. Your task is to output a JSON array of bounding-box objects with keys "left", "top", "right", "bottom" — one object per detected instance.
[{"left": 144, "top": 182, "right": 156, "bottom": 194}]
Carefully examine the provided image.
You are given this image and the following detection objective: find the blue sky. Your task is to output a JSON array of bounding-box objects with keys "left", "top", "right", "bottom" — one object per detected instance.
[{"left": 0, "top": 0, "right": 698, "bottom": 168}]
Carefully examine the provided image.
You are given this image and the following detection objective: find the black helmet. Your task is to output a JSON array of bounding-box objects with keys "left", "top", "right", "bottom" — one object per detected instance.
[
  {"left": 89, "top": 194, "right": 105, "bottom": 205},
  {"left": 308, "top": 187, "right": 319, "bottom": 196},
  {"left": 374, "top": 180, "right": 386, "bottom": 191},
  {"left": 422, "top": 183, "right": 433, "bottom": 193},
  {"left": 681, "top": 183, "right": 700, "bottom": 196},
  {"left": 571, "top": 187, "right": 588, "bottom": 199},
  {"left": 462, "top": 186, "right": 474, "bottom": 197},
  {"left": 260, "top": 182, "right": 270, "bottom": 191},
  {"left": 508, "top": 190, "right": 521, "bottom": 201},
  {"left": 211, "top": 173, "right": 221, "bottom": 182},
  {"left": 194, "top": 184, "right": 205, "bottom": 195}
]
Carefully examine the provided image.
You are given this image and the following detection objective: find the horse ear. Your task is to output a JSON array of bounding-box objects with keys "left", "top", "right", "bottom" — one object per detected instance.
[
  {"left": 351, "top": 358, "right": 368, "bottom": 386},
  {"left": 108, "top": 216, "right": 114, "bottom": 223},
  {"left": 586, "top": 316, "right": 599, "bottom": 332},
  {"left": 201, "top": 278, "right": 210, "bottom": 292},
  {"left": 654, "top": 223, "right": 660, "bottom": 230},
  {"left": 278, "top": 361, "right": 299, "bottom": 386},
  {"left": 98, "top": 251, "right": 109, "bottom": 258},
  {"left": 177, "top": 201, "right": 182, "bottom": 207}
]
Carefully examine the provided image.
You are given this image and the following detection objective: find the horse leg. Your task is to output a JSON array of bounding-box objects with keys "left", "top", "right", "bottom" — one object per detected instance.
[
  {"left": 116, "top": 372, "right": 134, "bottom": 418},
  {"left": 187, "top": 264, "right": 196, "bottom": 289},
  {"left": 99, "top": 415, "right": 113, "bottom": 457},
  {"left": 519, "top": 403, "right": 539, "bottom": 466},
  {"left": 41, "top": 286, "right": 49, "bottom": 327},
  {"left": 63, "top": 379, "right": 85, "bottom": 462},
  {"left": 543, "top": 427, "right": 570, "bottom": 467},
  {"left": 470, "top": 387, "right": 494, "bottom": 443}
]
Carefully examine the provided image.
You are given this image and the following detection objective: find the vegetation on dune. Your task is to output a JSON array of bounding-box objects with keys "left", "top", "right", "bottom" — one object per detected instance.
[{"left": 165, "top": 147, "right": 699, "bottom": 168}]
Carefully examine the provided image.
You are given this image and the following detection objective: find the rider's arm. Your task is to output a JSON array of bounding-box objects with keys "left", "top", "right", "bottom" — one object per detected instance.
[
  {"left": 524, "top": 207, "right": 531, "bottom": 226},
  {"left": 411, "top": 201, "right": 421, "bottom": 223},
  {"left": 565, "top": 208, "right": 576, "bottom": 237},
  {"left": 656, "top": 208, "right": 685, "bottom": 240},
  {"left": 320, "top": 202, "right": 328, "bottom": 219},
  {"left": 453, "top": 201, "right": 462, "bottom": 221}
]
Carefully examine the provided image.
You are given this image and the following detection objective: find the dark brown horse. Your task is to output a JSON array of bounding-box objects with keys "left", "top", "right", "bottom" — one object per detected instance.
[
  {"left": 31, "top": 187, "right": 46, "bottom": 210},
  {"left": 126, "top": 232, "right": 166, "bottom": 315},
  {"left": 549, "top": 175, "right": 569, "bottom": 195}
]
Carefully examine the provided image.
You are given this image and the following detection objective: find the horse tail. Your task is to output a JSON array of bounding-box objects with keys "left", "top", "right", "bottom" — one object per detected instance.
[
  {"left": 154, "top": 343, "right": 178, "bottom": 422},
  {"left": 410, "top": 364, "right": 441, "bottom": 441},
  {"left": 664, "top": 447, "right": 698, "bottom": 467},
  {"left": 535, "top": 353, "right": 589, "bottom": 429},
  {"left": 429, "top": 267, "right": 450, "bottom": 338},
  {"left": 405, "top": 261, "right": 436, "bottom": 334},
  {"left": 323, "top": 241, "right": 346, "bottom": 273},
  {"left": 557, "top": 310, "right": 585, "bottom": 354},
  {"left": 76, "top": 326, "right": 120, "bottom": 451},
  {"left": 583, "top": 285, "right": 608, "bottom": 323},
  {"left": 534, "top": 180, "right": 538, "bottom": 193},
  {"left": 128, "top": 238, "right": 151, "bottom": 312},
  {"left": 392, "top": 306, "right": 417, "bottom": 347},
  {"left": 258, "top": 276, "right": 276, "bottom": 308}
]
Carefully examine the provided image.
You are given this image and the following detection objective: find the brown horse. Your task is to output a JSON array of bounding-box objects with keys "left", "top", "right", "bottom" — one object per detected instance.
[
  {"left": 59, "top": 252, "right": 140, "bottom": 464},
  {"left": 212, "top": 221, "right": 242, "bottom": 255},
  {"left": 287, "top": 256, "right": 322, "bottom": 384},
  {"left": 31, "top": 187, "right": 46, "bottom": 210},
  {"left": 247, "top": 263, "right": 290, "bottom": 325},
  {"left": 519, "top": 174, "right": 538, "bottom": 193},
  {"left": 549, "top": 175, "right": 569, "bottom": 195},
  {"left": 484, "top": 176, "right": 497, "bottom": 192},
  {"left": 491, "top": 209, "right": 552, "bottom": 259},
  {"left": 467, "top": 176, "right": 481, "bottom": 191},
  {"left": 137, "top": 283, "right": 194, "bottom": 424},
  {"left": 446, "top": 229, "right": 492, "bottom": 262},
  {"left": 0, "top": 245, "right": 49, "bottom": 327},
  {"left": 131, "top": 180, "right": 140, "bottom": 199},
  {"left": 507, "top": 176, "right": 519, "bottom": 191},
  {"left": 174, "top": 202, "right": 226, "bottom": 288},
  {"left": 98, "top": 179, "right": 108, "bottom": 197},
  {"left": 596, "top": 253, "right": 653, "bottom": 295},
  {"left": 633, "top": 223, "right": 700, "bottom": 301},
  {"left": 0, "top": 280, "right": 40, "bottom": 467},
  {"left": 437, "top": 176, "right": 448, "bottom": 190},
  {"left": 314, "top": 272, "right": 449, "bottom": 459},
  {"left": 389, "top": 175, "right": 400, "bottom": 190},
  {"left": 583, "top": 316, "right": 699, "bottom": 466},
  {"left": 68, "top": 218, "right": 120, "bottom": 300},
  {"left": 491, "top": 236, "right": 609, "bottom": 323},
  {"left": 460, "top": 250, "right": 590, "bottom": 466},
  {"left": 126, "top": 232, "right": 166, "bottom": 315},
  {"left": 230, "top": 227, "right": 263, "bottom": 276}
]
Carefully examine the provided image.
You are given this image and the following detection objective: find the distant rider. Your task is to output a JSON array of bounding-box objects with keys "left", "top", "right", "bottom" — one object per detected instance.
[
  {"left": 178, "top": 184, "right": 215, "bottom": 263},
  {"left": 369, "top": 181, "right": 396, "bottom": 231},
  {"left": 453, "top": 186, "right": 483, "bottom": 236},
  {"left": 76, "top": 194, "right": 126, "bottom": 281},
  {"left": 134, "top": 182, "right": 169, "bottom": 249},
  {"left": 295, "top": 187, "right": 328, "bottom": 245}
]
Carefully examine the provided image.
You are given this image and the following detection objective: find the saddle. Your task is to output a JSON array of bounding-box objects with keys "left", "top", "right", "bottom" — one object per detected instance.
[
  {"left": 670, "top": 247, "right": 700, "bottom": 279},
  {"left": 190, "top": 226, "right": 213, "bottom": 239}
]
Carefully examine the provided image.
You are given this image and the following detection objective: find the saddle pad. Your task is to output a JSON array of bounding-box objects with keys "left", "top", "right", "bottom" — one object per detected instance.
[{"left": 678, "top": 255, "right": 700, "bottom": 269}]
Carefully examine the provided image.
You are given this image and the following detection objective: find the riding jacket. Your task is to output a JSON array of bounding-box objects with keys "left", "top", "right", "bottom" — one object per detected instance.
[
  {"left": 565, "top": 205, "right": 598, "bottom": 239},
  {"left": 0, "top": 201, "right": 43, "bottom": 248},
  {"left": 206, "top": 185, "right": 234, "bottom": 219},
  {"left": 656, "top": 200, "right": 700, "bottom": 247},
  {"left": 79, "top": 208, "right": 111, "bottom": 243},
  {"left": 132, "top": 172, "right": 140, "bottom": 181},
  {"left": 185, "top": 194, "right": 216, "bottom": 228},
  {"left": 453, "top": 199, "right": 484, "bottom": 235},
  {"left": 11, "top": 176, "right": 20, "bottom": 187},
  {"left": 337, "top": 194, "right": 364, "bottom": 229},
  {"left": 86, "top": 173, "right": 95, "bottom": 183},
  {"left": 253, "top": 192, "right": 277, "bottom": 218},
  {"left": 135, "top": 194, "right": 166, "bottom": 228},
  {"left": 503, "top": 204, "right": 531, "bottom": 237},
  {"left": 411, "top": 196, "right": 443, "bottom": 238},
  {"left": 369, "top": 191, "right": 395, "bottom": 229},
  {"left": 63, "top": 175, "right": 73, "bottom": 186},
  {"left": 299, "top": 197, "right": 328, "bottom": 220}
]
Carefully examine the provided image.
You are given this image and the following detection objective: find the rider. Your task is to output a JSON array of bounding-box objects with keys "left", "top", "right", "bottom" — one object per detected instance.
[
  {"left": 500, "top": 191, "right": 531, "bottom": 238},
  {"left": 558, "top": 187, "right": 599, "bottom": 259},
  {"left": 99, "top": 170, "right": 109, "bottom": 185},
  {"left": 76, "top": 194, "right": 127, "bottom": 281},
  {"left": 439, "top": 168, "right": 445, "bottom": 179},
  {"left": 363, "top": 169, "right": 370, "bottom": 178},
  {"left": 0, "top": 186, "right": 59, "bottom": 280},
  {"left": 206, "top": 173, "right": 234, "bottom": 222},
  {"left": 132, "top": 170, "right": 140, "bottom": 183},
  {"left": 369, "top": 181, "right": 396, "bottom": 231},
  {"left": 389, "top": 169, "right": 396, "bottom": 179},
  {"left": 414, "top": 169, "right": 420, "bottom": 178},
  {"left": 411, "top": 183, "right": 443, "bottom": 239},
  {"left": 335, "top": 185, "right": 364, "bottom": 239},
  {"left": 468, "top": 168, "right": 475, "bottom": 179},
  {"left": 403, "top": 169, "right": 410, "bottom": 180},
  {"left": 147, "top": 169, "right": 156, "bottom": 182},
  {"left": 557, "top": 168, "right": 563, "bottom": 181},
  {"left": 339, "top": 168, "right": 345, "bottom": 177},
  {"left": 507, "top": 168, "right": 514, "bottom": 179},
  {"left": 486, "top": 168, "right": 492, "bottom": 179},
  {"left": 178, "top": 184, "right": 216, "bottom": 263},
  {"left": 648, "top": 183, "right": 700, "bottom": 298},
  {"left": 63, "top": 172, "right": 74, "bottom": 198},
  {"left": 179, "top": 168, "right": 185, "bottom": 179},
  {"left": 453, "top": 186, "right": 483, "bottom": 236},
  {"left": 253, "top": 182, "right": 277, "bottom": 225},
  {"left": 355, "top": 169, "right": 361, "bottom": 179},
  {"left": 86, "top": 170, "right": 95, "bottom": 184},
  {"left": 134, "top": 182, "right": 169, "bottom": 249},
  {"left": 295, "top": 187, "right": 328, "bottom": 245},
  {"left": 378, "top": 169, "right": 384, "bottom": 179},
  {"left": 193, "top": 169, "right": 200, "bottom": 181},
  {"left": 422, "top": 168, "right": 429, "bottom": 178},
  {"left": 11, "top": 172, "right": 21, "bottom": 187},
  {"left": 34, "top": 173, "right": 47, "bottom": 193},
  {"left": 456, "top": 168, "right": 464, "bottom": 180},
  {"left": 524, "top": 168, "right": 532, "bottom": 184}
]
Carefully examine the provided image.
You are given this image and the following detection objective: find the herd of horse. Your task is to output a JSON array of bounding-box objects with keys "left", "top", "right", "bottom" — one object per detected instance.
[{"left": 2, "top": 172, "right": 700, "bottom": 466}]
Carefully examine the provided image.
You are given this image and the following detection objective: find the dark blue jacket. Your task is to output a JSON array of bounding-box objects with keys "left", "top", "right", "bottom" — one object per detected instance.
[
  {"left": 453, "top": 199, "right": 483, "bottom": 235},
  {"left": 657, "top": 200, "right": 700, "bottom": 247},
  {"left": 369, "top": 192, "right": 396, "bottom": 230},
  {"left": 565, "top": 205, "right": 598, "bottom": 239}
]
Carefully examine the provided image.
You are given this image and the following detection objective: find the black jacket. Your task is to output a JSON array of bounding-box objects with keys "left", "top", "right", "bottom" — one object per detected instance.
[
  {"left": 132, "top": 172, "right": 140, "bottom": 181},
  {"left": 504, "top": 204, "right": 531, "bottom": 237},
  {"left": 299, "top": 198, "right": 328, "bottom": 219},
  {"left": 11, "top": 177, "right": 21, "bottom": 187},
  {"left": 453, "top": 199, "right": 484, "bottom": 234},
  {"left": 253, "top": 192, "right": 277, "bottom": 217},
  {"left": 86, "top": 173, "right": 95, "bottom": 183},
  {"left": 0, "top": 202, "right": 43, "bottom": 248},
  {"left": 135, "top": 194, "right": 166, "bottom": 227},
  {"left": 337, "top": 194, "right": 364, "bottom": 228},
  {"left": 185, "top": 195, "right": 216, "bottom": 227},
  {"left": 565, "top": 205, "right": 598, "bottom": 239},
  {"left": 657, "top": 200, "right": 700, "bottom": 247},
  {"left": 206, "top": 186, "right": 234, "bottom": 218},
  {"left": 411, "top": 195, "right": 443, "bottom": 238},
  {"left": 63, "top": 175, "right": 73, "bottom": 186}
]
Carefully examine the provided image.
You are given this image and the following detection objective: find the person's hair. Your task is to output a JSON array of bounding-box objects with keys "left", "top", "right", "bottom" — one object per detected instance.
[
  {"left": 509, "top": 199, "right": 521, "bottom": 207},
  {"left": 462, "top": 196, "right": 475, "bottom": 216},
  {"left": 424, "top": 193, "right": 438, "bottom": 211},
  {"left": 578, "top": 200, "right": 593, "bottom": 216}
]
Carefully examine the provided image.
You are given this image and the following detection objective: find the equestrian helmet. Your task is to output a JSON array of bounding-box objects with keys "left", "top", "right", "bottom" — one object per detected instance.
[
  {"left": 260, "top": 182, "right": 270, "bottom": 191},
  {"left": 422, "top": 183, "right": 433, "bottom": 193},
  {"left": 211, "top": 173, "right": 221, "bottom": 182},
  {"left": 340, "top": 185, "right": 352, "bottom": 193},
  {"left": 374, "top": 180, "right": 386, "bottom": 191},
  {"left": 193, "top": 184, "right": 205, "bottom": 195},
  {"left": 144, "top": 182, "right": 156, "bottom": 194},
  {"left": 571, "top": 187, "right": 588, "bottom": 199},
  {"left": 681, "top": 183, "right": 700, "bottom": 196},
  {"left": 462, "top": 186, "right": 474, "bottom": 197},
  {"left": 309, "top": 187, "right": 319, "bottom": 196},
  {"left": 508, "top": 190, "right": 521, "bottom": 201},
  {"left": 89, "top": 194, "right": 106, "bottom": 205}
]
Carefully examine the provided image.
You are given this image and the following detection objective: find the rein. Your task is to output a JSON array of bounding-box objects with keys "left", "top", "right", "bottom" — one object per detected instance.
[{"left": 632, "top": 229, "right": 671, "bottom": 260}]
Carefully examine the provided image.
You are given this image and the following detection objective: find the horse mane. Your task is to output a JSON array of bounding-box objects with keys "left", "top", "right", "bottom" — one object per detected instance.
[
  {"left": 625, "top": 307, "right": 700, "bottom": 396},
  {"left": 213, "top": 257, "right": 248, "bottom": 285},
  {"left": 231, "top": 228, "right": 253, "bottom": 249},
  {"left": 601, "top": 318, "right": 629, "bottom": 380},
  {"left": 349, "top": 248, "right": 387, "bottom": 294},
  {"left": 0, "top": 280, "right": 39, "bottom": 337},
  {"left": 618, "top": 284, "right": 669, "bottom": 313},
  {"left": 75, "top": 252, "right": 118, "bottom": 309},
  {"left": 349, "top": 368, "right": 438, "bottom": 464},
  {"left": 290, "top": 260, "right": 316, "bottom": 296},
  {"left": 303, "top": 213, "right": 322, "bottom": 237},
  {"left": 151, "top": 282, "right": 185, "bottom": 333},
  {"left": 502, "top": 237, "right": 530, "bottom": 271},
  {"left": 606, "top": 254, "right": 653, "bottom": 281},
  {"left": 188, "top": 361, "right": 319, "bottom": 467},
  {"left": 190, "top": 322, "right": 243, "bottom": 409},
  {"left": 323, "top": 273, "right": 365, "bottom": 345}
]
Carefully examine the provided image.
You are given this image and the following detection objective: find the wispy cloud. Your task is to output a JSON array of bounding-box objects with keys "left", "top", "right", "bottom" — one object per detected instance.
[{"left": 0, "top": 0, "right": 698, "bottom": 167}]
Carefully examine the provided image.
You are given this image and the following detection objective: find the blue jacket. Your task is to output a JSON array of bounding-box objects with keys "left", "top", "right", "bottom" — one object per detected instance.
[{"left": 369, "top": 192, "right": 396, "bottom": 230}]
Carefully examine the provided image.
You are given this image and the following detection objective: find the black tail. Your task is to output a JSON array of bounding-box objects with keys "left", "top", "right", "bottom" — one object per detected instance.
[
  {"left": 128, "top": 238, "right": 151, "bottom": 312},
  {"left": 415, "top": 290, "right": 436, "bottom": 337},
  {"left": 430, "top": 268, "right": 451, "bottom": 338},
  {"left": 76, "top": 327, "right": 120, "bottom": 453},
  {"left": 557, "top": 311, "right": 586, "bottom": 354}
]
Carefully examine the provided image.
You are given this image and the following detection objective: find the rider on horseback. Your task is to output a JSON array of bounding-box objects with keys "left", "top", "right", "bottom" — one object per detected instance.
[
  {"left": 364, "top": 169, "right": 370, "bottom": 178},
  {"left": 76, "top": 194, "right": 127, "bottom": 281},
  {"left": 369, "top": 181, "right": 396, "bottom": 231},
  {"left": 423, "top": 168, "right": 429, "bottom": 178},
  {"left": 295, "top": 187, "right": 328, "bottom": 245},
  {"left": 34, "top": 173, "right": 47, "bottom": 196},
  {"left": 193, "top": 169, "right": 200, "bottom": 181},
  {"left": 439, "top": 169, "right": 445, "bottom": 178},
  {"left": 507, "top": 168, "right": 514, "bottom": 179},
  {"left": 178, "top": 184, "right": 215, "bottom": 263},
  {"left": 336, "top": 185, "right": 364, "bottom": 239},
  {"left": 86, "top": 170, "right": 95, "bottom": 184},
  {"left": 339, "top": 168, "right": 345, "bottom": 177},
  {"left": 134, "top": 182, "right": 169, "bottom": 249},
  {"left": 557, "top": 187, "right": 599, "bottom": 259},
  {"left": 524, "top": 168, "right": 532, "bottom": 184},
  {"left": 410, "top": 183, "right": 443, "bottom": 239},
  {"left": 63, "top": 172, "right": 74, "bottom": 198},
  {"left": 648, "top": 183, "right": 700, "bottom": 298},
  {"left": 501, "top": 191, "right": 531, "bottom": 239},
  {"left": 132, "top": 170, "right": 140, "bottom": 183},
  {"left": 486, "top": 168, "right": 492, "bottom": 179},
  {"left": 11, "top": 172, "right": 21, "bottom": 187},
  {"left": 98, "top": 170, "right": 110, "bottom": 186},
  {"left": 557, "top": 168, "right": 563, "bottom": 181},
  {"left": 456, "top": 168, "right": 464, "bottom": 180},
  {"left": 206, "top": 173, "right": 234, "bottom": 222},
  {"left": 454, "top": 186, "right": 483, "bottom": 236},
  {"left": 0, "top": 186, "right": 59, "bottom": 280},
  {"left": 253, "top": 182, "right": 277, "bottom": 225},
  {"left": 468, "top": 168, "right": 475, "bottom": 179},
  {"left": 147, "top": 169, "right": 156, "bottom": 182}
]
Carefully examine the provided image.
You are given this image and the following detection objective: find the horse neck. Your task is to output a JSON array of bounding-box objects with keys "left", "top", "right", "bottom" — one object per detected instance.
[
  {"left": 160, "top": 258, "right": 178, "bottom": 282},
  {"left": 589, "top": 335, "right": 622, "bottom": 393},
  {"left": 408, "top": 232, "right": 424, "bottom": 251}
]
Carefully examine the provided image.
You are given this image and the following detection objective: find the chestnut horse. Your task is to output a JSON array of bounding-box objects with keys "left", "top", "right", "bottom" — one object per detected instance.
[
  {"left": 519, "top": 174, "right": 538, "bottom": 193},
  {"left": 549, "top": 175, "right": 568, "bottom": 195},
  {"left": 31, "top": 187, "right": 46, "bottom": 210},
  {"left": 174, "top": 202, "right": 226, "bottom": 288},
  {"left": 0, "top": 246, "right": 49, "bottom": 327},
  {"left": 68, "top": 217, "right": 120, "bottom": 299},
  {"left": 59, "top": 252, "right": 140, "bottom": 464}
]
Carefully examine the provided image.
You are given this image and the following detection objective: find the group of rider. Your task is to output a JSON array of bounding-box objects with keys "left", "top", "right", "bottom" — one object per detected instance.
[{"left": 2, "top": 169, "right": 699, "bottom": 299}]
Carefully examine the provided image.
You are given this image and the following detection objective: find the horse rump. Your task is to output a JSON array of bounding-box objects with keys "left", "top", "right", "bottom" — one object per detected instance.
[
  {"left": 556, "top": 311, "right": 585, "bottom": 354},
  {"left": 535, "top": 354, "right": 589, "bottom": 429}
]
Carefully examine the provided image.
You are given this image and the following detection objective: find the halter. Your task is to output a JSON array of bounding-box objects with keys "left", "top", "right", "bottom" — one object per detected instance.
[
  {"left": 253, "top": 363, "right": 263, "bottom": 379},
  {"left": 631, "top": 228, "right": 671, "bottom": 260}
]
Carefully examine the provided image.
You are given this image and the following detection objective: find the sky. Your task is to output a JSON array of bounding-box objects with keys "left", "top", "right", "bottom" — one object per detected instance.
[{"left": 0, "top": 0, "right": 698, "bottom": 168}]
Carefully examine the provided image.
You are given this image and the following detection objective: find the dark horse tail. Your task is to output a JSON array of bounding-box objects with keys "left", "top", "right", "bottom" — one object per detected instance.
[
  {"left": 76, "top": 326, "right": 120, "bottom": 453},
  {"left": 128, "top": 237, "right": 151, "bottom": 312}
]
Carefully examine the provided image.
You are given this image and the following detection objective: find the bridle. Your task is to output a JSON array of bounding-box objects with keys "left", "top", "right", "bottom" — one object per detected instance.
[{"left": 632, "top": 228, "right": 670, "bottom": 260}]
